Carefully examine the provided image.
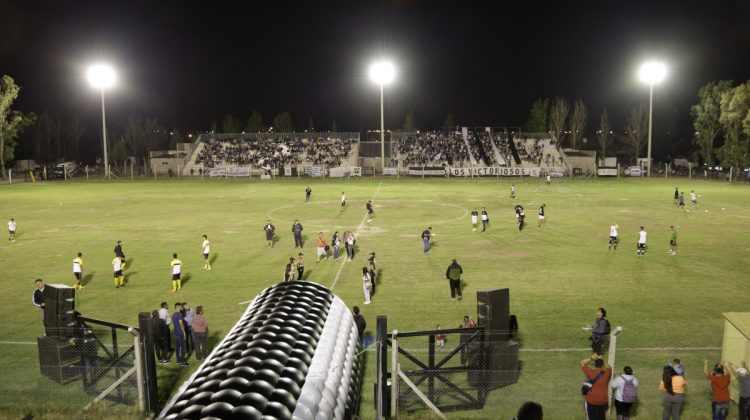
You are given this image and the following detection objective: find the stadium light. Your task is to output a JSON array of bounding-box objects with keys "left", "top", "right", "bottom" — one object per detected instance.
[
  {"left": 639, "top": 61, "right": 667, "bottom": 178},
  {"left": 369, "top": 61, "right": 395, "bottom": 175},
  {"left": 87, "top": 64, "right": 117, "bottom": 179}
]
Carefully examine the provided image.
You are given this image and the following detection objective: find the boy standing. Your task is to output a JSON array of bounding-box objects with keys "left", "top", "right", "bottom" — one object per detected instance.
[
  {"left": 73, "top": 252, "right": 84, "bottom": 289},
  {"left": 608, "top": 224, "right": 619, "bottom": 251},
  {"left": 669, "top": 225, "right": 677, "bottom": 255},
  {"left": 538, "top": 204, "right": 546, "bottom": 227},
  {"left": 201, "top": 235, "right": 211, "bottom": 270},
  {"left": 637, "top": 226, "right": 647, "bottom": 256},
  {"left": 112, "top": 255, "right": 125, "bottom": 288},
  {"left": 470, "top": 209, "right": 479, "bottom": 231},
  {"left": 316, "top": 232, "right": 328, "bottom": 262},
  {"left": 171, "top": 253, "right": 182, "bottom": 292},
  {"left": 8, "top": 218, "right": 16, "bottom": 242},
  {"left": 481, "top": 207, "right": 489, "bottom": 232}
]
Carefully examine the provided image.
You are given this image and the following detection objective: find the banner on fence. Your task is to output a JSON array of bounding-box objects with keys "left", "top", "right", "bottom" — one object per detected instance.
[
  {"left": 625, "top": 166, "right": 642, "bottom": 177},
  {"left": 208, "top": 167, "right": 251, "bottom": 177},
  {"left": 446, "top": 167, "right": 541, "bottom": 177},
  {"left": 408, "top": 166, "right": 446, "bottom": 176},
  {"left": 329, "top": 167, "right": 362, "bottom": 178},
  {"left": 597, "top": 168, "right": 618, "bottom": 177},
  {"left": 383, "top": 167, "right": 398, "bottom": 176},
  {"left": 284, "top": 168, "right": 292, "bottom": 176},
  {"left": 549, "top": 167, "right": 566, "bottom": 177},
  {"left": 303, "top": 167, "right": 325, "bottom": 177},
  {"left": 260, "top": 174, "right": 271, "bottom": 180}
]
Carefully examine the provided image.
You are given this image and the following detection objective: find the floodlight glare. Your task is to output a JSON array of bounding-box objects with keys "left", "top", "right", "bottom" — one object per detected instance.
[
  {"left": 638, "top": 62, "right": 666, "bottom": 85},
  {"left": 87, "top": 64, "right": 117, "bottom": 89},
  {"left": 369, "top": 61, "right": 395, "bottom": 85}
]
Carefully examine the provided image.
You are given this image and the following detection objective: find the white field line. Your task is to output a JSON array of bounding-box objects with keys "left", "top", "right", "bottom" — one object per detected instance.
[
  {"left": 0, "top": 341, "right": 37, "bottom": 345},
  {"left": 330, "top": 181, "right": 383, "bottom": 291}
]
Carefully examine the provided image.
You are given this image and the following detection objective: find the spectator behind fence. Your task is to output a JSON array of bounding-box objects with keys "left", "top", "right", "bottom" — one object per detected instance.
[
  {"left": 727, "top": 361, "right": 750, "bottom": 420},
  {"left": 149, "top": 310, "right": 170, "bottom": 364},
  {"left": 611, "top": 365, "right": 639, "bottom": 420},
  {"left": 659, "top": 365, "right": 687, "bottom": 420},
  {"left": 581, "top": 354, "right": 612, "bottom": 420},
  {"left": 704, "top": 360, "right": 730, "bottom": 420},
  {"left": 191, "top": 306, "right": 209, "bottom": 360}
]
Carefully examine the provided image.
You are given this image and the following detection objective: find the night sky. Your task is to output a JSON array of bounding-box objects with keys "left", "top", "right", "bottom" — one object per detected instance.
[{"left": 2, "top": 0, "right": 750, "bottom": 152}]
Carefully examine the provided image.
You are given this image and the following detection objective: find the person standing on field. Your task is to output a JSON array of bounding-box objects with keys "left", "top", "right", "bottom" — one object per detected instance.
[
  {"left": 581, "top": 354, "right": 612, "bottom": 420},
  {"left": 445, "top": 258, "right": 463, "bottom": 301},
  {"left": 191, "top": 306, "right": 208, "bottom": 360},
  {"left": 332, "top": 231, "right": 341, "bottom": 261},
  {"left": 422, "top": 227, "right": 434, "bottom": 255},
  {"left": 679, "top": 192, "right": 686, "bottom": 212},
  {"left": 316, "top": 232, "right": 328, "bottom": 262},
  {"left": 609, "top": 223, "right": 619, "bottom": 251},
  {"left": 149, "top": 310, "right": 170, "bottom": 364},
  {"left": 345, "top": 231, "right": 355, "bottom": 260},
  {"left": 305, "top": 186, "right": 312, "bottom": 202},
  {"left": 113, "top": 255, "right": 125, "bottom": 288},
  {"left": 470, "top": 209, "right": 479, "bottom": 231},
  {"left": 537, "top": 204, "right": 546, "bottom": 227},
  {"left": 341, "top": 192, "right": 346, "bottom": 207},
  {"left": 114, "top": 240, "right": 126, "bottom": 269},
  {"left": 586, "top": 307, "right": 611, "bottom": 355},
  {"left": 362, "top": 267, "right": 372, "bottom": 304},
  {"left": 284, "top": 257, "right": 296, "bottom": 282},
  {"left": 170, "top": 253, "right": 182, "bottom": 292},
  {"left": 510, "top": 184, "right": 516, "bottom": 199},
  {"left": 73, "top": 252, "right": 84, "bottom": 289},
  {"left": 264, "top": 220, "right": 276, "bottom": 248},
  {"left": 690, "top": 190, "right": 698, "bottom": 207},
  {"left": 673, "top": 187, "right": 679, "bottom": 205},
  {"left": 296, "top": 252, "right": 305, "bottom": 280},
  {"left": 201, "top": 235, "right": 211, "bottom": 270},
  {"left": 481, "top": 207, "right": 489, "bottom": 232},
  {"left": 32, "top": 279, "right": 46, "bottom": 327},
  {"left": 637, "top": 226, "right": 647, "bottom": 256},
  {"left": 292, "top": 220, "right": 304, "bottom": 248},
  {"left": 366, "top": 200, "right": 374, "bottom": 223},
  {"left": 8, "top": 218, "right": 17, "bottom": 242},
  {"left": 669, "top": 225, "right": 678, "bottom": 256}
]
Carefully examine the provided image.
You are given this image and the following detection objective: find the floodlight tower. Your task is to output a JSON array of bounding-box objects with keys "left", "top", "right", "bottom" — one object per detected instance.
[
  {"left": 638, "top": 61, "right": 667, "bottom": 178},
  {"left": 87, "top": 64, "right": 117, "bottom": 179},
  {"left": 369, "top": 61, "right": 395, "bottom": 175}
]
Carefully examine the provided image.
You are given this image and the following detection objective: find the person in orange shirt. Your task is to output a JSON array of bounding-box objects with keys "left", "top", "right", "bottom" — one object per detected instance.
[
  {"left": 315, "top": 232, "right": 328, "bottom": 262},
  {"left": 581, "top": 354, "right": 612, "bottom": 420},
  {"left": 659, "top": 365, "right": 687, "bottom": 420},
  {"left": 705, "top": 360, "right": 731, "bottom": 420}
]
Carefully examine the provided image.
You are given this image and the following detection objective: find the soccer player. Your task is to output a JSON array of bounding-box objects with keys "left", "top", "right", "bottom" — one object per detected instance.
[
  {"left": 305, "top": 186, "right": 312, "bottom": 202},
  {"left": 112, "top": 255, "right": 125, "bottom": 288},
  {"left": 292, "top": 220, "right": 304, "bottom": 248},
  {"left": 8, "top": 218, "right": 16, "bottom": 242},
  {"left": 673, "top": 187, "right": 679, "bottom": 205},
  {"left": 678, "top": 192, "right": 686, "bottom": 211},
  {"left": 608, "top": 224, "right": 619, "bottom": 251},
  {"left": 517, "top": 207, "right": 526, "bottom": 231},
  {"left": 264, "top": 220, "right": 276, "bottom": 248},
  {"left": 366, "top": 200, "right": 374, "bottom": 223},
  {"left": 316, "top": 232, "right": 328, "bottom": 262},
  {"left": 201, "top": 235, "right": 211, "bottom": 270},
  {"left": 341, "top": 192, "right": 346, "bottom": 207},
  {"left": 481, "top": 207, "right": 489, "bottom": 232},
  {"left": 669, "top": 225, "right": 677, "bottom": 256},
  {"left": 690, "top": 190, "right": 698, "bottom": 207},
  {"left": 296, "top": 252, "right": 304, "bottom": 280},
  {"left": 421, "top": 227, "right": 433, "bottom": 255},
  {"left": 73, "top": 252, "right": 84, "bottom": 289},
  {"left": 510, "top": 184, "right": 516, "bottom": 199},
  {"left": 470, "top": 209, "right": 479, "bottom": 231},
  {"left": 538, "top": 204, "right": 546, "bottom": 227},
  {"left": 171, "top": 253, "right": 182, "bottom": 292},
  {"left": 114, "top": 240, "right": 126, "bottom": 269},
  {"left": 637, "top": 226, "right": 647, "bottom": 256}
]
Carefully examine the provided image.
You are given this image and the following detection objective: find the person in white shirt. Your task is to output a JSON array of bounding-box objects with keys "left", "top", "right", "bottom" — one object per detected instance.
[
  {"left": 341, "top": 192, "right": 346, "bottom": 207},
  {"left": 8, "top": 218, "right": 17, "bottom": 242},
  {"left": 611, "top": 366, "right": 639, "bottom": 419},
  {"left": 637, "top": 226, "right": 647, "bottom": 256},
  {"left": 158, "top": 302, "right": 172, "bottom": 326},
  {"left": 201, "top": 235, "right": 211, "bottom": 270},
  {"left": 609, "top": 224, "right": 619, "bottom": 251},
  {"left": 690, "top": 190, "right": 698, "bottom": 207}
]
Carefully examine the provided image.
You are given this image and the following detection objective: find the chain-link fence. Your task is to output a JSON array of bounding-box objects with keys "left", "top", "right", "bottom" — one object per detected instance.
[
  {"left": 388, "top": 328, "right": 724, "bottom": 419},
  {"left": 0, "top": 324, "right": 142, "bottom": 418}
]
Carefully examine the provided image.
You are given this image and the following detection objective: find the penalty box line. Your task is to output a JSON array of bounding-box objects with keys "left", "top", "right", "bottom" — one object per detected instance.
[{"left": 330, "top": 181, "right": 383, "bottom": 291}]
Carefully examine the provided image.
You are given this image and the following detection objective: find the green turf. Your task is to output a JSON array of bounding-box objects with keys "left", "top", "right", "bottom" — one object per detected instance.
[{"left": 0, "top": 177, "right": 747, "bottom": 419}]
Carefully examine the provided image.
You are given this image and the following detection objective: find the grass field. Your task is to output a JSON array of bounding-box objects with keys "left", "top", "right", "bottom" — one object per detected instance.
[{"left": 1, "top": 176, "right": 748, "bottom": 419}]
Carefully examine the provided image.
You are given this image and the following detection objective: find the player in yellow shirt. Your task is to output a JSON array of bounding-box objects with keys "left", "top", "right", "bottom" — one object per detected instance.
[
  {"left": 201, "top": 235, "right": 211, "bottom": 270},
  {"left": 73, "top": 252, "right": 84, "bottom": 289},
  {"left": 171, "top": 253, "right": 183, "bottom": 292},
  {"left": 112, "top": 255, "right": 125, "bottom": 288}
]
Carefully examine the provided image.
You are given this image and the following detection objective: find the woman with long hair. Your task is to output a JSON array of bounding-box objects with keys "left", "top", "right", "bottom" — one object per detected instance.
[{"left": 659, "top": 365, "right": 687, "bottom": 420}]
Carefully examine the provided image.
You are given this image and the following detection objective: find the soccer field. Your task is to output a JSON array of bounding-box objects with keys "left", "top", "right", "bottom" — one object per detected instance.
[{"left": 1, "top": 177, "right": 748, "bottom": 419}]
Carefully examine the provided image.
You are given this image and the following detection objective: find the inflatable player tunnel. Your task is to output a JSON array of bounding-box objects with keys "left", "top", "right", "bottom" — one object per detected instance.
[{"left": 159, "top": 281, "right": 363, "bottom": 419}]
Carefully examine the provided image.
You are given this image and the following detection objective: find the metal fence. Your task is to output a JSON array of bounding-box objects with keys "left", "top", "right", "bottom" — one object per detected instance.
[{"left": 385, "top": 328, "right": 724, "bottom": 419}]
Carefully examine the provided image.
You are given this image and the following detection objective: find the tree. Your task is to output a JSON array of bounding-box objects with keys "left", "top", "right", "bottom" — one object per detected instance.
[
  {"left": 123, "top": 114, "right": 167, "bottom": 169},
  {"left": 30, "top": 111, "right": 59, "bottom": 164},
  {"left": 331, "top": 120, "right": 338, "bottom": 133},
  {"left": 109, "top": 138, "right": 128, "bottom": 171},
  {"left": 596, "top": 109, "right": 613, "bottom": 161},
  {"left": 548, "top": 97, "right": 569, "bottom": 145},
  {"left": 569, "top": 100, "right": 587, "bottom": 150},
  {"left": 402, "top": 110, "right": 416, "bottom": 132},
  {"left": 524, "top": 98, "right": 549, "bottom": 133},
  {"left": 245, "top": 110, "right": 264, "bottom": 133},
  {"left": 221, "top": 113, "right": 242, "bottom": 134},
  {"left": 623, "top": 104, "right": 648, "bottom": 164},
  {"left": 443, "top": 113, "right": 455, "bottom": 132},
  {"left": 307, "top": 117, "right": 315, "bottom": 132},
  {"left": 691, "top": 80, "right": 732, "bottom": 165},
  {"left": 273, "top": 112, "right": 294, "bottom": 133},
  {"left": 0, "top": 75, "right": 35, "bottom": 178},
  {"left": 717, "top": 81, "right": 750, "bottom": 174},
  {"left": 64, "top": 116, "right": 85, "bottom": 161}
]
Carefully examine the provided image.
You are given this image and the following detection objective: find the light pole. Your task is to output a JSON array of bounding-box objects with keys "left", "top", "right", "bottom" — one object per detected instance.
[
  {"left": 87, "top": 64, "right": 116, "bottom": 179},
  {"left": 369, "top": 61, "right": 395, "bottom": 175},
  {"left": 638, "top": 62, "right": 666, "bottom": 178}
]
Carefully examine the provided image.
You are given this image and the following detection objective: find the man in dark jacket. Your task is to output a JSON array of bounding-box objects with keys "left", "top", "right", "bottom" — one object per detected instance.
[
  {"left": 150, "top": 310, "right": 170, "bottom": 364},
  {"left": 446, "top": 259, "right": 463, "bottom": 300},
  {"left": 292, "top": 220, "right": 304, "bottom": 248},
  {"left": 352, "top": 306, "right": 367, "bottom": 345},
  {"left": 588, "top": 307, "right": 611, "bottom": 355},
  {"left": 32, "top": 278, "right": 46, "bottom": 328}
]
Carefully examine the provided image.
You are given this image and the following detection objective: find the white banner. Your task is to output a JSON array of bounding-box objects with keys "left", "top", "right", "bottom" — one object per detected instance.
[
  {"left": 383, "top": 167, "right": 398, "bottom": 176},
  {"left": 549, "top": 167, "right": 566, "bottom": 177},
  {"left": 208, "top": 167, "right": 251, "bottom": 177},
  {"left": 446, "top": 167, "right": 541, "bottom": 177},
  {"left": 303, "top": 167, "right": 325, "bottom": 177},
  {"left": 625, "top": 166, "right": 642, "bottom": 177},
  {"left": 260, "top": 174, "right": 272, "bottom": 180},
  {"left": 597, "top": 168, "right": 618, "bottom": 177},
  {"left": 329, "top": 167, "right": 362, "bottom": 178},
  {"left": 408, "top": 167, "right": 446, "bottom": 176},
  {"left": 284, "top": 167, "right": 292, "bottom": 176}
]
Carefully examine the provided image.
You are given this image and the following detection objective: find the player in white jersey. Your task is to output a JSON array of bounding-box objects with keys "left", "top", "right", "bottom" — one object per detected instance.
[
  {"left": 171, "top": 253, "right": 183, "bottom": 292},
  {"left": 608, "top": 224, "right": 619, "bottom": 251},
  {"left": 112, "top": 256, "right": 125, "bottom": 288},
  {"left": 8, "top": 218, "right": 17, "bottom": 242},
  {"left": 690, "top": 190, "right": 698, "bottom": 207},
  {"left": 201, "top": 235, "right": 211, "bottom": 270},
  {"left": 637, "top": 226, "right": 647, "bottom": 256},
  {"left": 73, "top": 252, "right": 84, "bottom": 289}
]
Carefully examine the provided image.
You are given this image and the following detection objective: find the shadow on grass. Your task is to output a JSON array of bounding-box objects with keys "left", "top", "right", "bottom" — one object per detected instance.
[
  {"left": 181, "top": 273, "right": 192, "bottom": 287},
  {"left": 209, "top": 253, "right": 218, "bottom": 266},
  {"left": 125, "top": 257, "right": 135, "bottom": 270},
  {"left": 82, "top": 272, "right": 95, "bottom": 286}
]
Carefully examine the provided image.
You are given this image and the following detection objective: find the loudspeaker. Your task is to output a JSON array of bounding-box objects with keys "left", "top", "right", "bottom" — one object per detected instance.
[
  {"left": 476, "top": 289, "right": 509, "bottom": 332},
  {"left": 37, "top": 336, "right": 81, "bottom": 384},
  {"left": 42, "top": 284, "right": 76, "bottom": 338},
  {"left": 43, "top": 284, "right": 75, "bottom": 301}
]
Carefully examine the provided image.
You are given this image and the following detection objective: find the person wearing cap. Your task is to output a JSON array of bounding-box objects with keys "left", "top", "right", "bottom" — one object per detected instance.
[
  {"left": 727, "top": 361, "right": 750, "bottom": 420},
  {"left": 296, "top": 252, "right": 305, "bottom": 280},
  {"left": 705, "top": 360, "right": 731, "bottom": 419},
  {"left": 445, "top": 259, "right": 463, "bottom": 300}
]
